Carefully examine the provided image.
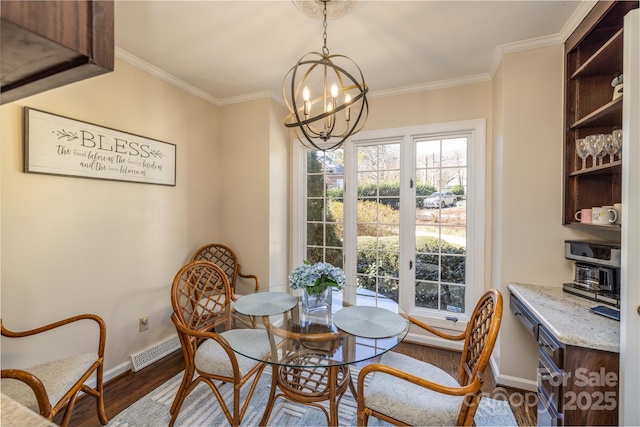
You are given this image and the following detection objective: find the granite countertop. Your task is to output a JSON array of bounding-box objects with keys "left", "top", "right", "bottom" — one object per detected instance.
[{"left": 508, "top": 282, "right": 620, "bottom": 353}]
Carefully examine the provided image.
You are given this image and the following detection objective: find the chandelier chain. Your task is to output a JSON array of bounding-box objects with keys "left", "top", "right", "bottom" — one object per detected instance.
[{"left": 322, "top": 2, "right": 329, "bottom": 56}]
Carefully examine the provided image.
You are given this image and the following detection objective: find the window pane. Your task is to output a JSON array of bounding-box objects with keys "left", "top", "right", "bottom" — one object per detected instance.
[
  {"left": 307, "top": 223, "right": 323, "bottom": 246},
  {"left": 441, "top": 284, "right": 465, "bottom": 313},
  {"left": 379, "top": 144, "right": 401, "bottom": 169},
  {"left": 307, "top": 199, "right": 324, "bottom": 222},
  {"left": 306, "top": 247, "right": 323, "bottom": 264},
  {"left": 415, "top": 253, "right": 439, "bottom": 281},
  {"left": 307, "top": 175, "right": 324, "bottom": 197},
  {"left": 441, "top": 228, "right": 466, "bottom": 254},
  {"left": 415, "top": 282, "right": 439, "bottom": 309},
  {"left": 379, "top": 277, "right": 399, "bottom": 301},
  {"left": 325, "top": 248, "right": 343, "bottom": 268},
  {"left": 357, "top": 146, "right": 378, "bottom": 171},
  {"left": 357, "top": 172, "right": 377, "bottom": 195},
  {"left": 326, "top": 223, "right": 342, "bottom": 247},
  {"left": 442, "top": 255, "right": 465, "bottom": 284},
  {"left": 357, "top": 249, "right": 377, "bottom": 273},
  {"left": 416, "top": 140, "right": 441, "bottom": 168},
  {"left": 442, "top": 138, "right": 467, "bottom": 167}
]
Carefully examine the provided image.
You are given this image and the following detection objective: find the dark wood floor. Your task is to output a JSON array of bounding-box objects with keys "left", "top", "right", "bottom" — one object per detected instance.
[{"left": 56, "top": 342, "right": 536, "bottom": 426}]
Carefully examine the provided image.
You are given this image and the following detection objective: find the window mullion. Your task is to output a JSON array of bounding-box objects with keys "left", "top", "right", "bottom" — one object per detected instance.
[{"left": 399, "top": 134, "right": 415, "bottom": 312}]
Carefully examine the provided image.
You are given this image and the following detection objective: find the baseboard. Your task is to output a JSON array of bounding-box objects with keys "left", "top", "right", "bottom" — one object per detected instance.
[
  {"left": 81, "top": 360, "right": 132, "bottom": 390},
  {"left": 490, "top": 355, "right": 537, "bottom": 392},
  {"left": 83, "top": 335, "right": 181, "bottom": 388}
]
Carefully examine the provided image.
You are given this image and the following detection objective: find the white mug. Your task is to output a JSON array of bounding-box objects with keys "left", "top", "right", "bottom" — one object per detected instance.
[
  {"left": 592, "top": 206, "right": 617, "bottom": 225},
  {"left": 613, "top": 203, "right": 622, "bottom": 225}
]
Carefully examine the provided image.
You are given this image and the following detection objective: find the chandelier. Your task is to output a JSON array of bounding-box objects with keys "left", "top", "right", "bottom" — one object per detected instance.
[{"left": 283, "top": 0, "right": 368, "bottom": 151}]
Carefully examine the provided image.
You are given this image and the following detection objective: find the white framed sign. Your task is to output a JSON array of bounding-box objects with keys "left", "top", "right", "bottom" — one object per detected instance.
[{"left": 24, "top": 108, "right": 176, "bottom": 186}]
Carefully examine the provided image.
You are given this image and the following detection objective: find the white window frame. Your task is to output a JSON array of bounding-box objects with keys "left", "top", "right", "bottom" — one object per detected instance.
[{"left": 291, "top": 119, "right": 486, "bottom": 346}]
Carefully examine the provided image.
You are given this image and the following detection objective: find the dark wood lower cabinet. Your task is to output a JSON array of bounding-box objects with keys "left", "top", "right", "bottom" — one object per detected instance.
[
  {"left": 538, "top": 331, "right": 619, "bottom": 426},
  {"left": 512, "top": 293, "right": 619, "bottom": 426}
]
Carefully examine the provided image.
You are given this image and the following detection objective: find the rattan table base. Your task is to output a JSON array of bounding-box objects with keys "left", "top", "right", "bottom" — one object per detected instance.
[{"left": 259, "top": 351, "right": 355, "bottom": 426}]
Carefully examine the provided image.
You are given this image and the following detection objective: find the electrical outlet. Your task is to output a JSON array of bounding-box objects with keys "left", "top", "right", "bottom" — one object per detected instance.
[{"left": 139, "top": 316, "right": 149, "bottom": 332}]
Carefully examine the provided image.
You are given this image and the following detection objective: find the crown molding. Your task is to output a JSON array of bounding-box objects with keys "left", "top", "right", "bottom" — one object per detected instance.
[
  {"left": 368, "top": 73, "right": 492, "bottom": 100},
  {"left": 489, "top": 0, "right": 597, "bottom": 78},
  {"left": 115, "top": 47, "right": 221, "bottom": 106},
  {"left": 559, "top": 0, "right": 598, "bottom": 43},
  {"left": 217, "top": 90, "right": 275, "bottom": 106}
]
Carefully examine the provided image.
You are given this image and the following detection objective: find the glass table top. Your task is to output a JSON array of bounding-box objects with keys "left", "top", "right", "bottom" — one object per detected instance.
[{"left": 215, "top": 285, "right": 409, "bottom": 368}]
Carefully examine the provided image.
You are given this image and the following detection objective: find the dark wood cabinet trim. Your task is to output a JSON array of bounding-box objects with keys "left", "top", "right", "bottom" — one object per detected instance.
[{"left": 0, "top": 0, "right": 114, "bottom": 104}]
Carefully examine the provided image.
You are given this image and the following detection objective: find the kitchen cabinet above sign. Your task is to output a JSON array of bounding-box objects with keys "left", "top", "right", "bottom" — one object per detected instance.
[
  {"left": 562, "top": 0, "right": 638, "bottom": 231},
  {"left": 0, "top": 0, "right": 114, "bottom": 105}
]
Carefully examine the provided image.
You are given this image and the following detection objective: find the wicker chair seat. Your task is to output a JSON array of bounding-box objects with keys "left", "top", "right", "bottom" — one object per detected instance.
[
  {"left": 1, "top": 353, "right": 98, "bottom": 413},
  {"left": 194, "top": 329, "right": 270, "bottom": 378},
  {"left": 364, "top": 351, "right": 464, "bottom": 426}
]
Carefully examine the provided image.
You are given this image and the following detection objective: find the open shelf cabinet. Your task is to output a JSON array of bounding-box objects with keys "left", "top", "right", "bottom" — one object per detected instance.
[{"left": 563, "top": 0, "right": 638, "bottom": 230}]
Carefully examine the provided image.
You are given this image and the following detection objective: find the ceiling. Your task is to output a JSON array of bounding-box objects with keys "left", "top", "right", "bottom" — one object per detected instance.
[{"left": 114, "top": 0, "right": 594, "bottom": 106}]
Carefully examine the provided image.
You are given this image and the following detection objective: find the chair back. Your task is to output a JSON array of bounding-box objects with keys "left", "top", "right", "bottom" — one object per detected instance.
[
  {"left": 191, "top": 244, "right": 239, "bottom": 292},
  {"left": 171, "top": 260, "right": 233, "bottom": 337},
  {"left": 457, "top": 289, "right": 503, "bottom": 387}
]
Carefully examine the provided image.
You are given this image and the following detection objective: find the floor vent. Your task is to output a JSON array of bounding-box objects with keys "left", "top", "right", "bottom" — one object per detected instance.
[{"left": 130, "top": 335, "right": 180, "bottom": 372}]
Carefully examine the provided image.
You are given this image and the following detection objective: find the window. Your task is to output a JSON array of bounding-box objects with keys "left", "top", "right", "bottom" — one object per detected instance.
[
  {"left": 303, "top": 150, "right": 345, "bottom": 267},
  {"left": 292, "top": 119, "right": 485, "bottom": 325}
]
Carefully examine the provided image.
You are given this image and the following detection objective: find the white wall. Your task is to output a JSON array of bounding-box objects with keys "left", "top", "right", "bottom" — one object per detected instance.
[
  {"left": 218, "top": 98, "right": 290, "bottom": 293},
  {"left": 1, "top": 58, "right": 220, "bottom": 376}
]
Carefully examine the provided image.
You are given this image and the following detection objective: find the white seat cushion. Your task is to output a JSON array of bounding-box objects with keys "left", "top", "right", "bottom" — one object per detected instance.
[
  {"left": 194, "top": 329, "right": 270, "bottom": 378},
  {"left": 364, "top": 351, "right": 465, "bottom": 426},
  {"left": 1, "top": 353, "right": 98, "bottom": 413}
]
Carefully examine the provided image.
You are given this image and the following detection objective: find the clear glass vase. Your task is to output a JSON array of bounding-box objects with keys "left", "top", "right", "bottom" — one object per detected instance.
[{"left": 301, "top": 286, "right": 332, "bottom": 314}]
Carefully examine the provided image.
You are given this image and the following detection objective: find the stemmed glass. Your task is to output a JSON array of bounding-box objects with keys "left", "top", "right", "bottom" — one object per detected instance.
[
  {"left": 585, "top": 135, "right": 599, "bottom": 168},
  {"left": 612, "top": 129, "right": 623, "bottom": 160},
  {"left": 603, "top": 134, "right": 617, "bottom": 163},
  {"left": 595, "top": 134, "right": 607, "bottom": 166},
  {"left": 575, "top": 138, "right": 589, "bottom": 170}
]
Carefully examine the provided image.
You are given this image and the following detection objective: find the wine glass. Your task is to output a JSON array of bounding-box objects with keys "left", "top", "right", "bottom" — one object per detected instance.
[
  {"left": 595, "top": 134, "right": 607, "bottom": 166},
  {"left": 612, "top": 129, "right": 623, "bottom": 160},
  {"left": 575, "top": 138, "right": 589, "bottom": 170},
  {"left": 585, "top": 135, "right": 599, "bottom": 168},
  {"left": 603, "top": 133, "right": 616, "bottom": 163}
]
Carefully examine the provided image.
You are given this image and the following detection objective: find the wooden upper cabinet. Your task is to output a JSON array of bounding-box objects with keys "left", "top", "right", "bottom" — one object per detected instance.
[
  {"left": 562, "top": 0, "right": 638, "bottom": 231},
  {"left": 0, "top": 0, "right": 114, "bottom": 104}
]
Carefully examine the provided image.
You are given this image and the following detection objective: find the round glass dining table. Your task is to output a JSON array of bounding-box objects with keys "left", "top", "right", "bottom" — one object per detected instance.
[{"left": 214, "top": 284, "right": 409, "bottom": 426}]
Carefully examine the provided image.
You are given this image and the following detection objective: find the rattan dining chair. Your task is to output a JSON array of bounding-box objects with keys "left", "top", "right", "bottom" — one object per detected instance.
[
  {"left": 191, "top": 243, "right": 259, "bottom": 300},
  {"left": 169, "top": 260, "right": 271, "bottom": 427},
  {"left": 0, "top": 314, "right": 108, "bottom": 427},
  {"left": 357, "top": 289, "right": 503, "bottom": 426}
]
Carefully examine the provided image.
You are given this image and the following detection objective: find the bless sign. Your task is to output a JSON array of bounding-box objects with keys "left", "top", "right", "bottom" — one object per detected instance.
[{"left": 24, "top": 108, "right": 176, "bottom": 186}]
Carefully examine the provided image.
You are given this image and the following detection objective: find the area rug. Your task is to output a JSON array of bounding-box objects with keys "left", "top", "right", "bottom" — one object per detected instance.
[{"left": 107, "top": 366, "right": 518, "bottom": 427}]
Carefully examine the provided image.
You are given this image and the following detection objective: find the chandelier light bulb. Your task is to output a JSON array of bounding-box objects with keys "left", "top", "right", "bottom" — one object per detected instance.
[
  {"left": 331, "top": 83, "right": 338, "bottom": 98},
  {"left": 344, "top": 93, "right": 351, "bottom": 121},
  {"left": 303, "top": 86, "right": 311, "bottom": 117}
]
